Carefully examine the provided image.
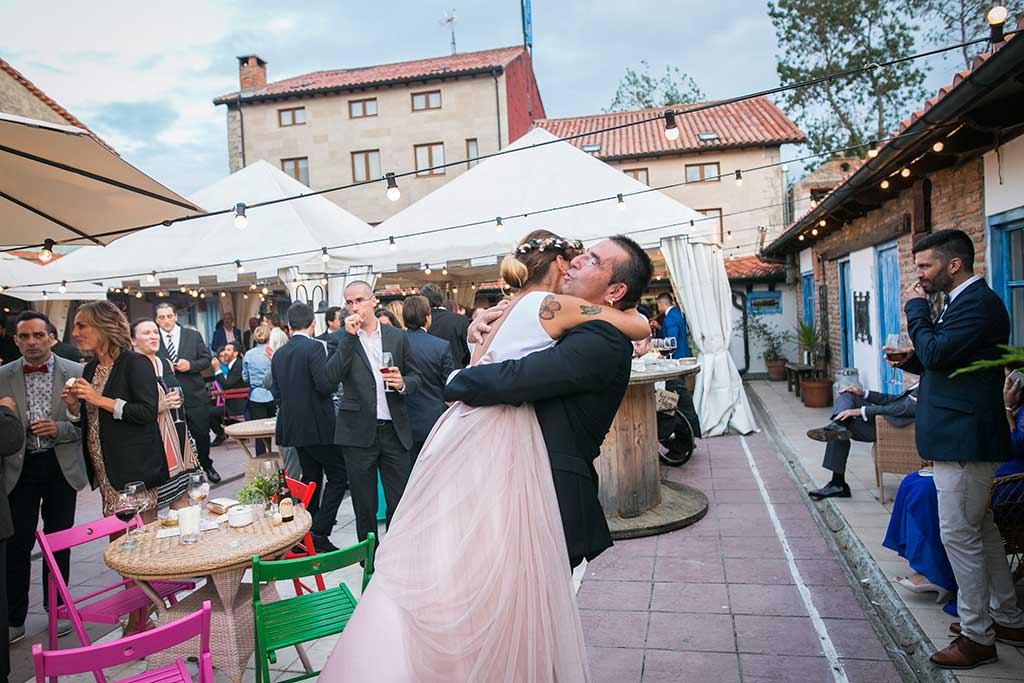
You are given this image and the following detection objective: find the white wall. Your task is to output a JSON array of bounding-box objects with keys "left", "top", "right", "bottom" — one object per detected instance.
[
  {"left": 732, "top": 281, "right": 798, "bottom": 374},
  {"left": 799, "top": 248, "right": 813, "bottom": 274},
  {"left": 984, "top": 134, "right": 1024, "bottom": 216},
  {"left": 848, "top": 247, "right": 881, "bottom": 390}
]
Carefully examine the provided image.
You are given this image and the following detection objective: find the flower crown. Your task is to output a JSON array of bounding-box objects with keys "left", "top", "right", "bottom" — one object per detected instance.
[{"left": 515, "top": 237, "right": 584, "bottom": 255}]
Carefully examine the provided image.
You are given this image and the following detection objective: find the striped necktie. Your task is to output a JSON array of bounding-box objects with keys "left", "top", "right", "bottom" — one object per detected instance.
[{"left": 165, "top": 333, "right": 178, "bottom": 362}]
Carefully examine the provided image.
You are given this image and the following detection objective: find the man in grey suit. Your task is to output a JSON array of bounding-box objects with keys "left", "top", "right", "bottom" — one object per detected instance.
[
  {"left": 806, "top": 383, "right": 918, "bottom": 499},
  {"left": 0, "top": 312, "right": 86, "bottom": 645}
]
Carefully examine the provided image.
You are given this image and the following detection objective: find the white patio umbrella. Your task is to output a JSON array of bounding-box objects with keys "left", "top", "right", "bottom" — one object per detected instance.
[
  {"left": 661, "top": 235, "right": 757, "bottom": 436},
  {"left": 0, "top": 112, "right": 202, "bottom": 248}
]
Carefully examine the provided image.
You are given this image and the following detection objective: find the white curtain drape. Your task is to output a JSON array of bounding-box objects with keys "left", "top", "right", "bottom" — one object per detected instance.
[{"left": 660, "top": 236, "right": 757, "bottom": 436}]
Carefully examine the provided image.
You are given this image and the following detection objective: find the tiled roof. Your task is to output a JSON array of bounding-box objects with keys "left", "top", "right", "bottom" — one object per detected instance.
[
  {"left": 532, "top": 97, "right": 805, "bottom": 158},
  {"left": 725, "top": 255, "right": 785, "bottom": 281},
  {"left": 214, "top": 46, "right": 527, "bottom": 104}
]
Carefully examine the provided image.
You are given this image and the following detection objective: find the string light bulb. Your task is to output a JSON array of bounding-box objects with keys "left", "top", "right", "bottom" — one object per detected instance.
[
  {"left": 616, "top": 193, "right": 626, "bottom": 211},
  {"left": 867, "top": 148, "right": 879, "bottom": 158},
  {"left": 900, "top": 168, "right": 911, "bottom": 178},
  {"left": 42, "top": 291, "right": 48, "bottom": 300},
  {"left": 663, "top": 109, "right": 680, "bottom": 141},
  {"left": 726, "top": 230, "right": 733, "bottom": 241},
  {"left": 798, "top": 234, "right": 806, "bottom": 241},
  {"left": 220, "top": 292, "right": 226, "bottom": 297},
  {"left": 471, "top": 284, "right": 477, "bottom": 290},
  {"left": 495, "top": 217, "right": 504, "bottom": 233},
  {"left": 233, "top": 203, "right": 248, "bottom": 230},
  {"left": 58, "top": 281, "right": 67, "bottom": 294},
  {"left": 818, "top": 219, "right": 827, "bottom": 227},
  {"left": 236, "top": 260, "right": 244, "bottom": 274},
  {"left": 441, "top": 266, "right": 448, "bottom": 276},
  {"left": 424, "top": 264, "right": 432, "bottom": 276},
  {"left": 147, "top": 271, "right": 156, "bottom": 283},
  {"left": 932, "top": 141, "right": 944, "bottom": 152},
  {"left": 136, "top": 291, "right": 144, "bottom": 299},
  {"left": 321, "top": 277, "right": 329, "bottom": 286},
  {"left": 261, "top": 287, "right": 269, "bottom": 295},
  {"left": 39, "top": 239, "right": 55, "bottom": 263},
  {"left": 880, "top": 179, "right": 890, "bottom": 190},
  {"left": 811, "top": 228, "right": 819, "bottom": 236},
  {"left": 388, "top": 236, "right": 398, "bottom": 252},
  {"left": 321, "top": 247, "right": 330, "bottom": 263},
  {"left": 385, "top": 172, "right": 401, "bottom": 201},
  {"left": 735, "top": 170, "right": 743, "bottom": 187},
  {"left": 989, "top": 5, "right": 1008, "bottom": 43},
  {"left": 180, "top": 286, "right": 187, "bottom": 293}
]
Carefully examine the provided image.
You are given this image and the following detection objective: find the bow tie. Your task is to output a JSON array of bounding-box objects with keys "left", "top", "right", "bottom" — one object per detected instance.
[{"left": 23, "top": 364, "right": 49, "bottom": 374}]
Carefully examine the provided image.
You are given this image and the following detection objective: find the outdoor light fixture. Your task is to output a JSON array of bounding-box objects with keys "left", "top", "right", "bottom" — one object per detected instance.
[
  {"left": 42, "top": 291, "right": 48, "bottom": 300},
  {"left": 236, "top": 260, "right": 244, "bottom": 274},
  {"left": 249, "top": 283, "right": 257, "bottom": 291},
  {"left": 388, "top": 236, "right": 398, "bottom": 252},
  {"left": 321, "top": 247, "right": 330, "bottom": 263},
  {"left": 452, "top": 287, "right": 458, "bottom": 294},
  {"left": 798, "top": 234, "right": 806, "bottom": 241},
  {"left": 243, "top": 293, "right": 248, "bottom": 299},
  {"left": 39, "top": 239, "right": 55, "bottom": 263},
  {"left": 735, "top": 170, "right": 743, "bottom": 187},
  {"left": 880, "top": 179, "right": 890, "bottom": 189},
  {"left": 147, "top": 271, "right": 156, "bottom": 283},
  {"left": 137, "top": 291, "right": 144, "bottom": 299},
  {"left": 441, "top": 267, "right": 448, "bottom": 276},
  {"left": 867, "top": 149, "right": 879, "bottom": 158},
  {"left": 900, "top": 168, "right": 911, "bottom": 178},
  {"left": 818, "top": 219, "right": 827, "bottom": 227},
  {"left": 59, "top": 281, "right": 67, "bottom": 294},
  {"left": 932, "top": 141, "right": 945, "bottom": 152},
  {"left": 471, "top": 284, "right": 477, "bottom": 290},
  {"left": 321, "top": 277, "right": 329, "bottom": 286},
  {"left": 179, "top": 286, "right": 187, "bottom": 293},
  {"left": 617, "top": 194, "right": 626, "bottom": 211},
  {"left": 663, "top": 109, "right": 680, "bottom": 141},
  {"left": 689, "top": 219, "right": 694, "bottom": 227},
  {"left": 495, "top": 217, "right": 504, "bottom": 233},
  {"left": 811, "top": 228, "right": 819, "bottom": 236},
  {"left": 726, "top": 230, "right": 733, "bottom": 241},
  {"left": 424, "top": 264, "right": 433, "bottom": 275},
  {"left": 220, "top": 292, "right": 226, "bottom": 297},
  {"left": 261, "top": 286, "right": 269, "bottom": 295},
  {"left": 233, "top": 203, "right": 248, "bottom": 230},
  {"left": 989, "top": 5, "right": 1009, "bottom": 43},
  {"left": 385, "top": 172, "right": 401, "bottom": 201}
]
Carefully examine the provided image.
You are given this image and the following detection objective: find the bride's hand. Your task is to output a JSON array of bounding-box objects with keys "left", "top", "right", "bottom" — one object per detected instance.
[{"left": 467, "top": 301, "right": 509, "bottom": 344}]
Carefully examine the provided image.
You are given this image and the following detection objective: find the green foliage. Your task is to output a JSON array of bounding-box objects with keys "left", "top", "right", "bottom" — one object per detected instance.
[
  {"left": 794, "top": 320, "right": 821, "bottom": 353},
  {"left": 236, "top": 474, "right": 278, "bottom": 504},
  {"left": 768, "top": 0, "right": 928, "bottom": 166},
  {"left": 606, "top": 60, "right": 706, "bottom": 112},
  {"left": 746, "top": 317, "right": 793, "bottom": 361},
  {"left": 908, "top": 0, "right": 1024, "bottom": 69},
  {"left": 949, "top": 345, "right": 1024, "bottom": 377}
]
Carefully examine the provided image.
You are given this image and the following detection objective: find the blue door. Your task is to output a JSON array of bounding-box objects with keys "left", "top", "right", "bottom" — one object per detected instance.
[
  {"left": 877, "top": 242, "right": 902, "bottom": 393},
  {"left": 838, "top": 259, "right": 853, "bottom": 368},
  {"left": 990, "top": 209, "right": 1024, "bottom": 344},
  {"left": 801, "top": 272, "right": 815, "bottom": 324}
]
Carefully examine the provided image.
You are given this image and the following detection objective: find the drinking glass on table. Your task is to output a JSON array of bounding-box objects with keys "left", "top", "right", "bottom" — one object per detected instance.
[
  {"left": 884, "top": 333, "right": 909, "bottom": 384},
  {"left": 168, "top": 387, "right": 185, "bottom": 424},
  {"left": 114, "top": 489, "right": 140, "bottom": 549},
  {"left": 381, "top": 351, "right": 395, "bottom": 393},
  {"left": 188, "top": 470, "right": 210, "bottom": 519},
  {"left": 660, "top": 337, "right": 678, "bottom": 359}
]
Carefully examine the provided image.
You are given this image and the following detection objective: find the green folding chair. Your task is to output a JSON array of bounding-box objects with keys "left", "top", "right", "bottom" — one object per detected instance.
[{"left": 251, "top": 534, "right": 375, "bottom": 683}]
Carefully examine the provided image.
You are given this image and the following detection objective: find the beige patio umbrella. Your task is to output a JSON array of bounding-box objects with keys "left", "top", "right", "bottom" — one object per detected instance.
[{"left": 0, "top": 112, "right": 202, "bottom": 249}]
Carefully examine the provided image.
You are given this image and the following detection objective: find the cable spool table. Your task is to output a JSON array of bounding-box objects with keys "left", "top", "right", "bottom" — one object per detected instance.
[
  {"left": 104, "top": 506, "right": 312, "bottom": 682},
  {"left": 596, "top": 360, "right": 708, "bottom": 538}
]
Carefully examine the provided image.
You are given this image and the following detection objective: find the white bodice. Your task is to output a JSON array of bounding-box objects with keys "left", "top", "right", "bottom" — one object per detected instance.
[{"left": 475, "top": 291, "right": 556, "bottom": 365}]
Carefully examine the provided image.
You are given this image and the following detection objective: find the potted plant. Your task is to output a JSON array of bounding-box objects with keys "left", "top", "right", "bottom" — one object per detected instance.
[
  {"left": 747, "top": 318, "right": 790, "bottom": 380},
  {"left": 237, "top": 474, "right": 278, "bottom": 516},
  {"left": 793, "top": 320, "right": 834, "bottom": 407},
  {"left": 794, "top": 320, "right": 819, "bottom": 366}
]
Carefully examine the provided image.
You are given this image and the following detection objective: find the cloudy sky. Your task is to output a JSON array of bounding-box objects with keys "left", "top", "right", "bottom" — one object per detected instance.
[{"left": 3, "top": 0, "right": 960, "bottom": 198}]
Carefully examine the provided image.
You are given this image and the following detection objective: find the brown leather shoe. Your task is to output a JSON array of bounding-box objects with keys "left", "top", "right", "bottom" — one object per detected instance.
[
  {"left": 949, "top": 621, "right": 1024, "bottom": 646},
  {"left": 930, "top": 635, "right": 998, "bottom": 669}
]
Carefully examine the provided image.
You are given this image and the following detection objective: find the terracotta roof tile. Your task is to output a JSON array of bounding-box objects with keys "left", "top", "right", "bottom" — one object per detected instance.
[
  {"left": 725, "top": 255, "right": 785, "bottom": 280},
  {"left": 532, "top": 97, "right": 805, "bottom": 158},
  {"left": 214, "top": 46, "right": 527, "bottom": 104}
]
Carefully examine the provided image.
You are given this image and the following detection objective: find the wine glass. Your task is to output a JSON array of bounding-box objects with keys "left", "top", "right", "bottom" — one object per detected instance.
[
  {"left": 381, "top": 351, "right": 395, "bottom": 393},
  {"left": 168, "top": 387, "right": 185, "bottom": 424},
  {"left": 124, "top": 481, "right": 148, "bottom": 542},
  {"left": 188, "top": 470, "right": 210, "bottom": 521},
  {"left": 115, "top": 489, "right": 140, "bottom": 549},
  {"left": 662, "top": 337, "right": 678, "bottom": 359},
  {"left": 884, "top": 333, "right": 908, "bottom": 385}
]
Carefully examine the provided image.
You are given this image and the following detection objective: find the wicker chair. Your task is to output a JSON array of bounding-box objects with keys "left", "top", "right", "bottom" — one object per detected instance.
[
  {"left": 991, "top": 472, "right": 1024, "bottom": 584},
  {"left": 872, "top": 416, "right": 929, "bottom": 502}
]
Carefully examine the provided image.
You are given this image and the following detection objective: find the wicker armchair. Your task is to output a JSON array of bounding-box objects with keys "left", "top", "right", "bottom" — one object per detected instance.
[
  {"left": 992, "top": 472, "right": 1024, "bottom": 583},
  {"left": 872, "top": 416, "right": 928, "bottom": 502}
]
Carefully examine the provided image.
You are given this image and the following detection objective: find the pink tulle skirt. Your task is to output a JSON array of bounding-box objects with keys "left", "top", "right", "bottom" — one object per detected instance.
[{"left": 319, "top": 401, "right": 590, "bottom": 682}]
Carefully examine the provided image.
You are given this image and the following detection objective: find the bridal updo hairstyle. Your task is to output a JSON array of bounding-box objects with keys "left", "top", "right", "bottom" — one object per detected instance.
[{"left": 499, "top": 229, "right": 584, "bottom": 290}]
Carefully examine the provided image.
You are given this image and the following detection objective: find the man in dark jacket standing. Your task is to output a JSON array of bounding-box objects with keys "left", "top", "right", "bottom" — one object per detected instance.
[
  {"left": 0, "top": 396, "right": 24, "bottom": 683},
  {"left": 893, "top": 230, "right": 1024, "bottom": 669},
  {"left": 420, "top": 284, "right": 470, "bottom": 368},
  {"left": 400, "top": 296, "right": 453, "bottom": 464}
]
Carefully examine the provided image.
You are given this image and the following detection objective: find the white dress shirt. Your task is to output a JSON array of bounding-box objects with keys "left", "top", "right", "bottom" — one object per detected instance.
[
  {"left": 356, "top": 323, "right": 393, "bottom": 421},
  {"left": 163, "top": 325, "right": 182, "bottom": 357}
]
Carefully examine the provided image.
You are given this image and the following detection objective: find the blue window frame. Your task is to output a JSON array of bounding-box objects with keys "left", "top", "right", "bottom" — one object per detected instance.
[
  {"left": 801, "top": 272, "right": 815, "bottom": 324},
  {"left": 838, "top": 258, "right": 853, "bottom": 368},
  {"left": 877, "top": 241, "right": 902, "bottom": 393},
  {"left": 990, "top": 206, "right": 1024, "bottom": 344}
]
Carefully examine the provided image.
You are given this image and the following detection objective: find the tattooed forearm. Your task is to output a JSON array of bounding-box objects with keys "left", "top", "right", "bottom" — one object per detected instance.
[
  {"left": 540, "top": 294, "right": 562, "bottom": 321},
  {"left": 580, "top": 305, "right": 602, "bottom": 316}
]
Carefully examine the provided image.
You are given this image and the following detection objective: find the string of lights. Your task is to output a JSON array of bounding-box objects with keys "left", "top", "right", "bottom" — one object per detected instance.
[{"left": 4, "top": 21, "right": 1015, "bottom": 258}]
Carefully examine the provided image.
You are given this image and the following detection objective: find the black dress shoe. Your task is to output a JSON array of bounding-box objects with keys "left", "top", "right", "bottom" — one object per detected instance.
[
  {"left": 806, "top": 423, "right": 852, "bottom": 443},
  {"left": 808, "top": 483, "right": 851, "bottom": 500},
  {"left": 203, "top": 466, "right": 222, "bottom": 484},
  {"left": 210, "top": 435, "right": 226, "bottom": 447},
  {"left": 312, "top": 534, "right": 339, "bottom": 553}
]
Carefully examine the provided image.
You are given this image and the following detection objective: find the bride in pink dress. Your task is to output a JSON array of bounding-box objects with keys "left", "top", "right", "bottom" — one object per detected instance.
[{"left": 320, "top": 230, "right": 650, "bottom": 682}]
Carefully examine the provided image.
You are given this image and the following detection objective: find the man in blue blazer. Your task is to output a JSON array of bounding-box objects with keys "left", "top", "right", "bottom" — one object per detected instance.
[
  {"left": 893, "top": 229, "right": 1024, "bottom": 668},
  {"left": 271, "top": 302, "right": 346, "bottom": 553},
  {"left": 400, "top": 296, "right": 454, "bottom": 464},
  {"left": 655, "top": 293, "right": 691, "bottom": 358}
]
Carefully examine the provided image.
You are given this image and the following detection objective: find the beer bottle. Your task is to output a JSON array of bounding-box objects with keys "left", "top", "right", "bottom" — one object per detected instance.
[{"left": 277, "top": 469, "right": 294, "bottom": 523}]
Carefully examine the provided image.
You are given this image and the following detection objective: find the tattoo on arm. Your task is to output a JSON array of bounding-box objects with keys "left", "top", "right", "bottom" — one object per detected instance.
[
  {"left": 580, "top": 305, "right": 602, "bottom": 316},
  {"left": 539, "top": 295, "right": 562, "bottom": 321}
]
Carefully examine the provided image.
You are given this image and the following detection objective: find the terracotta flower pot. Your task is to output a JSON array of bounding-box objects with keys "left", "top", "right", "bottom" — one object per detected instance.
[
  {"left": 765, "top": 358, "right": 787, "bottom": 381},
  {"left": 801, "top": 378, "right": 834, "bottom": 408}
]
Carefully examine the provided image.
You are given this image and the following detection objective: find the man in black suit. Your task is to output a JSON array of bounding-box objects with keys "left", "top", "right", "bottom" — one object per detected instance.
[
  {"left": 46, "top": 323, "right": 81, "bottom": 363},
  {"left": 805, "top": 383, "right": 918, "bottom": 499},
  {"left": 327, "top": 281, "right": 420, "bottom": 555},
  {"left": 154, "top": 303, "right": 219, "bottom": 482},
  {"left": 420, "top": 283, "right": 470, "bottom": 368},
  {"left": 209, "top": 342, "right": 247, "bottom": 447},
  {"left": 316, "top": 306, "right": 344, "bottom": 355},
  {"left": 401, "top": 296, "right": 454, "bottom": 464},
  {"left": 892, "top": 230, "right": 1024, "bottom": 669},
  {"left": 445, "top": 236, "right": 653, "bottom": 568},
  {"left": 0, "top": 396, "right": 25, "bottom": 683},
  {"left": 272, "top": 303, "right": 346, "bottom": 552}
]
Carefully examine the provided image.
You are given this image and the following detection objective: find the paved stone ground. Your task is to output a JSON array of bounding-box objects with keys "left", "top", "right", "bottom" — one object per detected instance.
[{"left": 748, "top": 379, "right": 1024, "bottom": 682}]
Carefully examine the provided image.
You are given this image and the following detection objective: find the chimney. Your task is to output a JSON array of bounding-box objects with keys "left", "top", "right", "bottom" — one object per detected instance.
[{"left": 237, "top": 55, "right": 267, "bottom": 93}]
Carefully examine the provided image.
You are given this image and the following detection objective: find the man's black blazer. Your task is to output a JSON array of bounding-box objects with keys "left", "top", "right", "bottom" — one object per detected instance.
[
  {"left": 902, "top": 278, "right": 1011, "bottom": 462},
  {"left": 427, "top": 308, "right": 470, "bottom": 369},
  {"left": 271, "top": 334, "right": 336, "bottom": 447},
  {"left": 444, "top": 320, "right": 632, "bottom": 567},
  {"left": 405, "top": 328, "right": 454, "bottom": 444},
  {"left": 326, "top": 324, "right": 422, "bottom": 451},
  {"left": 0, "top": 405, "right": 24, "bottom": 540},
  {"left": 158, "top": 326, "right": 212, "bottom": 410},
  {"left": 214, "top": 359, "right": 247, "bottom": 415},
  {"left": 316, "top": 329, "right": 340, "bottom": 356}
]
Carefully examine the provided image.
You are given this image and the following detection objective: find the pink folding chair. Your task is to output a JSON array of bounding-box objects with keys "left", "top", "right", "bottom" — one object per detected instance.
[
  {"left": 33, "top": 600, "right": 213, "bottom": 683},
  {"left": 36, "top": 515, "right": 196, "bottom": 681}
]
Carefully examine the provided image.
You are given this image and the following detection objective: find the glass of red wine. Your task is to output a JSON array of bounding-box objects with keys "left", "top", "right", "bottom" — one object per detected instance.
[
  {"left": 115, "top": 489, "right": 140, "bottom": 548},
  {"left": 381, "top": 351, "right": 395, "bottom": 393}
]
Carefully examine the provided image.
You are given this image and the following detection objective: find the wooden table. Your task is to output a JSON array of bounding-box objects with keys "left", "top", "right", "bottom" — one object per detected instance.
[
  {"left": 224, "top": 418, "right": 281, "bottom": 477},
  {"left": 104, "top": 507, "right": 311, "bottom": 682},
  {"left": 785, "top": 363, "right": 822, "bottom": 397},
  {"left": 596, "top": 360, "right": 707, "bottom": 538}
]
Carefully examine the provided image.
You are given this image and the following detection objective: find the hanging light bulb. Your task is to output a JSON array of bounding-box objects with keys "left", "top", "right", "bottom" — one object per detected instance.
[
  {"left": 249, "top": 283, "right": 257, "bottom": 291},
  {"left": 867, "top": 148, "right": 879, "bottom": 158},
  {"left": 471, "top": 284, "right": 477, "bottom": 290},
  {"left": 989, "top": 5, "right": 1009, "bottom": 43},
  {"left": 236, "top": 260, "right": 244, "bottom": 274},
  {"left": 233, "top": 203, "right": 248, "bottom": 230},
  {"left": 818, "top": 219, "right": 827, "bottom": 227},
  {"left": 39, "top": 239, "right": 55, "bottom": 263},
  {"left": 932, "top": 141, "right": 944, "bottom": 153},
  {"left": 811, "top": 228, "right": 819, "bottom": 237},
  {"left": 388, "top": 236, "right": 398, "bottom": 252},
  {"left": 900, "top": 168, "right": 911, "bottom": 178},
  {"left": 385, "top": 172, "right": 401, "bottom": 201},
  {"left": 798, "top": 234, "right": 806, "bottom": 241},
  {"left": 880, "top": 179, "right": 890, "bottom": 190},
  {"left": 261, "top": 286, "right": 269, "bottom": 295},
  {"left": 495, "top": 217, "right": 504, "bottom": 233},
  {"left": 180, "top": 286, "right": 187, "bottom": 293},
  {"left": 147, "top": 271, "right": 156, "bottom": 283},
  {"left": 124, "top": 286, "right": 131, "bottom": 293},
  {"left": 220, "top": 292, "right": 226, "bottom": 298},
  {"left": 136, "top": 291, "right": 144, "bottom": 299},
  {"left": 321, "top": 247, "right": 330, "bottom": 263},
  {"left": 42, "top": 291, "right": 48, "bottom": 300},
  {"left": 59, "top": 280, "right": 67, "bottom": 294},
  {"left": 243, "top": 293, "right": 248, "bottom": 299},
  {"left": 663, "top": 109, "right": 680, "bottom": 141},
  {"left": 321, "top": 277, "right": 329, "bottom": 286},
  {"left": 424, "top": 264, "right": 433, "bottom": 276},
  {"left": 616, "top": 193, "right": 626, "bottom": 211},
  {"left": 115, "top": 288, "right": 123, "bottom": 294},
  {"left": 734, "top": 170, "right": 743, "bottom": 187},
  {"left": 441, "top": 266, "right": 448, "bottom": 276}
]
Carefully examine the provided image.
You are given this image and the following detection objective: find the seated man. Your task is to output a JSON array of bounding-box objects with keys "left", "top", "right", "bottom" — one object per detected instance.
[
  {"left": 806, "top": 381, "right": 918, "bottom": 499},
  {"left": 210, "top": 342, "right": 247, "bottom": 447}
]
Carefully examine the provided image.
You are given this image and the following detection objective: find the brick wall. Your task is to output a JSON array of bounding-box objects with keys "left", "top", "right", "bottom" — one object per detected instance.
[
  {"left": 811, "top": 159, "right": 986, "bottom": 374},
  {"left": 504, "top": 50, "right": 545, "bottom": 143}
]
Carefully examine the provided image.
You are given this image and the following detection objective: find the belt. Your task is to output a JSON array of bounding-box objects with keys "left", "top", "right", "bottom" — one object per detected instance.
[
  {"left": 27, "top": 447, "right": 56, "bottom": 456},
  {"left": 376, "top": 419, "right": 392, "bottom": 427}
]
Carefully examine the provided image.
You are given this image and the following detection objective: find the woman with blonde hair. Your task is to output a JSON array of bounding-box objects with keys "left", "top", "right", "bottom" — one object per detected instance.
[
  {"left": 243, "top": 325, "right": 276, "bottom": 454},
  {"left": 384, "top": 300, "right": 405, "bottom": 328},
  {"left": 62, "top": 301, "right": 165, "bottom": 517}
]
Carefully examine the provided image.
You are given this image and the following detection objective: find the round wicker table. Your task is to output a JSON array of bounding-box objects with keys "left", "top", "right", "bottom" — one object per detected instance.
[
  {"left": 224, "top": 417, "right": 277, "bottom": 459},
  {"left": 104, "top": 506, "right": 311, "bottom": 682}
]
